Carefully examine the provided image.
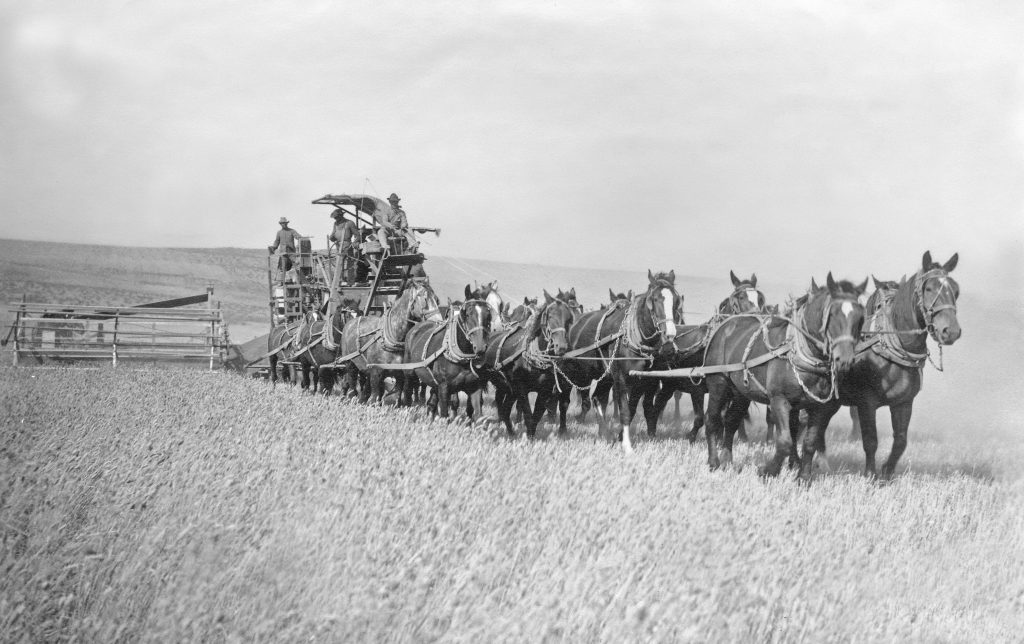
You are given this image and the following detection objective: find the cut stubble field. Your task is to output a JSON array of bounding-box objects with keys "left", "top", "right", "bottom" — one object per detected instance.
[{"left": 2, "top": 366, "right": 1022, "bottom": 642}]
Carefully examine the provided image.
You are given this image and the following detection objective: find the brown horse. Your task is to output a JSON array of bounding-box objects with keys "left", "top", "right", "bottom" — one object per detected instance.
[
  {"left": 402, "top": 286, "right": 493, "bottom": 419},
  {"left": 556, "top": 270, "right": 681, "bottom": 449},
  {"left": 508, "top": 297, "right": 537, "bottom": 326},
  {"left": 702, "top": 273, "right": 867, "bottom": 480},
  {"left": 645, "top": 270, "right": 767, "bottom": 440},
  {"left": 292, "top": 297, "right": 361, "bottom": 394},
  {"left": 481, "top": 292, "right": 575, "bottom": 437},
  {"left": 338, "top": 281, "right": 443, "bottom": 404},
  {"left": 841, "top": 252, "right": 961, "bottom": 479}
]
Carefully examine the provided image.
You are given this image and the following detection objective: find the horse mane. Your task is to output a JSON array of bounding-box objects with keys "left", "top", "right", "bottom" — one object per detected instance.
[{"left": 526, "top": 302, "right": 546, "bottom": 338}]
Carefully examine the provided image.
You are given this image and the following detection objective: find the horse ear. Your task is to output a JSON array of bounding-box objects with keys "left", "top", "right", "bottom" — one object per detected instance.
[
  {"left": 668, "top": 270, "right": 675, "bottom": 284},
  {"left": 523, "top": 296, "right": 530, "bottom": 305},
  {"left": 943, "top": 253, "right": 959, "bottom": 273},
  {"left": 730, "top": 270, "right": 740, "bottom": 287},
  {"left": 609, "top": 288, "right": 616, "bottom": 302},
  {"left": 856, "top": 277, "right": 869, "bottom": 296},
  {"left": 826, "top": 272, "right": 838, "bottom": 294},
  {"left": 569, "top": 287, "right": 576, "bottom": 298},
  {"left": 648, "top": 269, "right": 655, "bottom": 285},
  {"left": 810, "top": 277, "right": 819, "bottom": 291},
  {"left": 750, "top": 273, "right": 757, "bottom": 287},
  {"left": 543, "top": 289, "right": 555, "bottom": 304},
  {"left": 922, "top": 251, "right": 933, "bottom": 271},
  {"left": 464, "top": 284, "right": 473, "bottom": 300},
  {"left": 871, "top": 274, "right": 880, "bottom": 290},
  {"left": 628, "top": 289, "right": 634, "bottom": 299}
]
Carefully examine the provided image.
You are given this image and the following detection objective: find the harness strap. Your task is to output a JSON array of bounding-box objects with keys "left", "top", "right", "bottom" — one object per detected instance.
[{"left": 630, "top": 344, "right": 790, "bottom": 378}]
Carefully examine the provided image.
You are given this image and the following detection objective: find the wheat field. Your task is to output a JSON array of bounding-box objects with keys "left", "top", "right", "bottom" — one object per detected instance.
[{"left": 2, "top": 365, "right": 1022, "bottom": 642}]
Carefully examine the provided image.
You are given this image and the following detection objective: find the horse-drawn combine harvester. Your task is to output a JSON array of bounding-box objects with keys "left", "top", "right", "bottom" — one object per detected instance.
[{"left": 243, "top": 193, "right": 440, "bottom": 380}]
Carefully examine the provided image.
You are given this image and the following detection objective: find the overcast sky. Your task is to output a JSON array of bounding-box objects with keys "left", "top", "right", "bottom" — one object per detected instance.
[{"left": 2, "top": 0, "right": 1022, "bottom": 291}]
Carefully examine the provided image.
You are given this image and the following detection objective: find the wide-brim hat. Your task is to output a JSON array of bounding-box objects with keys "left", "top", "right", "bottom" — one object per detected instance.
[
  {"left": 278, "top": 217, "right": 289, "bottom": 224},
  {"left": 387, "top": 193, "right": 400, "bottom": 202},
  {"left": 330, "top": 208, "right": 344, "bottom": 218}
]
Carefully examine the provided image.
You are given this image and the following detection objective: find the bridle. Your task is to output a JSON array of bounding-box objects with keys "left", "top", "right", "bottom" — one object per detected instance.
[
  {"left": 726, "top": 285, "right": 765, "bottom": 314},
  {"left": 639, "top": 283, "right": 679, "bottom": 342},
  {"left": 815, "top": 293, "right": 861, "bottom": 352},
  {"left": 914, "top": 269, "right": 958, "bottom": 342},
  {"left": 537, "top": 300, "right": 572, "bottom": 350},
  {"left": 456, "top": 298, "right": 490, "bottom": 341}
]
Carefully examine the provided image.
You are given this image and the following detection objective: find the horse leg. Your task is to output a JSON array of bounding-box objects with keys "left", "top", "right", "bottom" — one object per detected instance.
[
  {"left": 357, "top": 371, "right": 371, "bottom": 404},
  {"left": 557, "top": 388, "right": 571, "bottom": 436},
  {"left": 881, "top": 402, "right": 913, "bottom": 480},
  {"left": 761, "top": 395, "right": 793, "bottom": 477},
  {"left": 647, "top": 384, "right": 673, "bottom": 438},
  {"left": 578, "top": 390, "right": 592, "bottom": 424},
  {"left": 497, "top": 386, "right": 517, "bottom": 436},
  {"left": 437, "top": 380, "right": 451, "bottom": 420},
  {"left": 857, "top": 401, "right": 880, "bottom": 477},
  {"left": 369, "top": 369, "right": 385, "bottom": 405},
  {"left": 300, "top": 362, "right": 312, "bottom": 391},
  {"left": 672, "top": 390, "right": 684, "bottom": 429},
  {"left": 520, "top": 388, "right": 540, "bottom": 439},
  {"left": 848, "top": 406, "right": 862, "bottom": 441},
  {"left": 269, "top": 354, "right": 278, "bottom": 386},
  {"left": 719, "top": 396, "right": 750, "bottom": 469},
  {"left": 614, "top": 376, "right": 635, "bottom": 453},
  {"left": 799, "top": 402, "right": 841, "bottom": 482},
  {"left": 687, "top": 392, "right": 706, "bottom": 443},
  {"left": 704, "top": 376, "right": 730, "bottom": 470}
]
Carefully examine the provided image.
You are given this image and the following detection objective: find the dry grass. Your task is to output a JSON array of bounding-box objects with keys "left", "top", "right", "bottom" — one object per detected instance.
[{"left": 2, "top": 366, "right": 1022, "bottom": 642}]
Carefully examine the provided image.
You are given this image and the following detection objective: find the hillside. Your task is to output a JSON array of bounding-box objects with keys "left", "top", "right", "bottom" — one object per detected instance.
[{"left": 0, "top": 238, "right": 800, "bottom": 343}]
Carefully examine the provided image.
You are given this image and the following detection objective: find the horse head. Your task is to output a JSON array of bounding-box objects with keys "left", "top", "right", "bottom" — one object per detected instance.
[
  {"left": 645, "top": 269, "right": 681, "bottom": 342},
  {"left": 555, "top": 287, "right": 583, "bottom": 317},
  {"left": 916, "top": 251, "right": 961, "bottom": 345},
  {"left": 810, "top": 273, "right": 868, "bottom": 373},
  {"left": 477, "top": 281, "right": 508, "bottom": 330},
  {"left": 508, "top": 296, "right": 537, "bottom": 325},
  {"left": 461, "top": 285, "right": 492, "bottom": 354},
  {"left": 408, "top": 281, "right": 443, "bottom": 323},
  {"left": 541, "top": 290, "right": 574, "bottom": 355},
  {"left": 723, "top": 270, "right": 766, "bottom": 314}
]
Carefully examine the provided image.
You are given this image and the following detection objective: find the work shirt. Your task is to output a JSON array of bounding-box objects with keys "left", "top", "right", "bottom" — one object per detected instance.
[
  {"left": 330, "top": 220, "right": 359, "bottom": 252},
  {"left": 269, "top": 226, "right": 302, "bottom": 254}
]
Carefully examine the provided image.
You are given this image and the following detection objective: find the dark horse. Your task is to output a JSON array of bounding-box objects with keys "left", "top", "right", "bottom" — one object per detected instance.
[
  {"left": 646, "top": 270, "right": 767, "bottom": 440},
  {"left": 292, "top": 297, "right": 361, "bottom": 394},
  {"left": 702, "top": 274, "right": 867, "bottom": 481},
  {"left": 508, "top": 297, "right": 538, "bottom": 325},
  {"left": 338, "top": 280, "right": 443, "bottom": 404},
  {"left": 556, "top": 270, "right": 680, "bottom": 449},
  {"left": 481, "top": 291, "right": 574, "bottom": 437},
  {"left": 402, "top": 286, "right": 492, "bottom": 419},
  {"left": 840, "top": 252, "right": 961, "bottom": 479}
]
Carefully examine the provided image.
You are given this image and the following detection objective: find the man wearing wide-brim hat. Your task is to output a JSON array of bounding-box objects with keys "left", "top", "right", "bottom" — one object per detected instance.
[
  {"left": 376, "top": 193, "right": 418, "bottom": 253},
  {"left": 268, "top": 216, "right": 302, "bottom": 282},
  {"left": 329, "top": 208, "right": 359, "bottom": 284}
]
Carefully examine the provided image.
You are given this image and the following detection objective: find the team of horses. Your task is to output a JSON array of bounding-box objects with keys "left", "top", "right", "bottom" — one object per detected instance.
[{"left": 267, "top": 251, "right": 962, "bottom": 481}]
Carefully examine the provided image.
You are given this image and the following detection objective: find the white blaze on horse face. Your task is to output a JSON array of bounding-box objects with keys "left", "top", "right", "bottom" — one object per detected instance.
[
  {"left": 486, "top": 291, "right": 503, "bottom": 330},
  {"left": 840, "top": 301, "right": 854, "bottom": 319},
  {"left": 660, "top": 288, "right": 676, "bottom": 338},
  {"left": 746, "top": 289, "right": 760, "bottom": 308}
]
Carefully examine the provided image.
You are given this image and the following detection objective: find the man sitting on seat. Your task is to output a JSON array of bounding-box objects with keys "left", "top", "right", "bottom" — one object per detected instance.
[{"left": 376, "top": 193, "right": 419, "bottom": 254}]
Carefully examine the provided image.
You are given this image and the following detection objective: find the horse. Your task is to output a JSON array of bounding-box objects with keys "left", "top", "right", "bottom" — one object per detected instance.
[
  {"left": 645, "top": 270, "right": 767, "bottom": 440},
  {"left": 481, "top": 292, "right": 574, "bottom": 437},
  {"left": 292, "top": 297, "right": 361, "bottom": 394},
  {"left": 556, "top": 288, "right": 584, "bottom": 318},
  {"left": 601, "top": 289, "right": 633, "bottom": 310},
  {"left": 476, "top": 280, "right": 509, "bottom": 331},
  {"left": 337, "top": 280, "right": 443, "bottom": 404},
  {"left": 508, "top": 297, "right": 537, "bottom": 326},
  {"left": 840, "top": 251, "right": 961, "bottom": 479},
  {"left": 267, "top": 316, "right": 306, "bottom": 387},
  {"left": 402, "top": 285, "right": 493, "bottom": 419},
  {"left": 702, "top": 273, "right": 867, "bottom": 481},
  {"left": 556, "top": 270, "right": 681, "bottom": 449}
]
